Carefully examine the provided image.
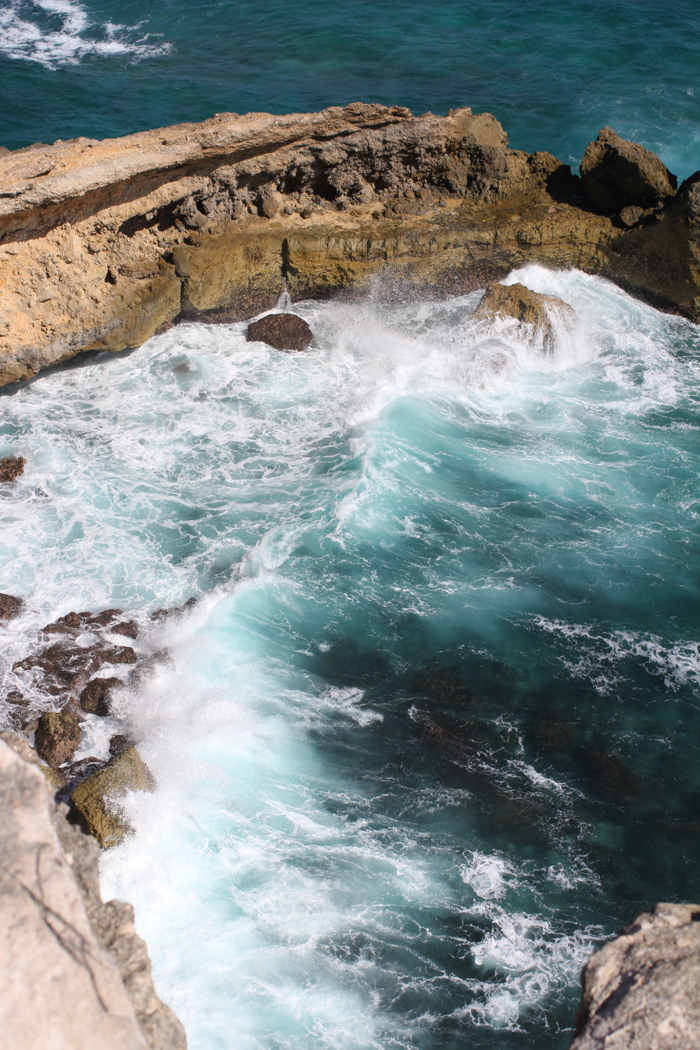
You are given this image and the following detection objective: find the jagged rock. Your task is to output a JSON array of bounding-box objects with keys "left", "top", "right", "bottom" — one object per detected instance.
[
  {"left": 80, "top": 676, "right": 122, "bottom": 715},
  {"left": 34, "top": 711, "right": 82, "bottom": 768},
  {"left": 43, "top": 608, "right": 123, "bottom": 634},
  {"left": 571, "top": 903, "right": 700, "bottom": 1049},
  {"left": 581, "top": 126, "right": 677, "bottom": 212},
  {"left": 151, "top": 597, "right": 197, "bottom": 622},
  {"left": 0, "top": 455, "right": 25, "bottom": 482},
  {"left": 0, "top": 728, "right": 63, "bottom": 788},
  {"left": 0, "top": 592, "right": 23, "bottom": 619},
  {"left": 619, "top": 204, "right": 644, "bottom": 227},
  {"left": 111, "top": 619, "right": 138, "bottom": 639},
  {"left": 13, "top": 640, "right": 137, "bottom": 699},
  {"left": 472, "top": 281, "right": 575, "bottom": 352},
  {"left": 247, "top": 311, "right": 313, "bottom": 351},
  {"left": 70, "top": 746, "right": 156, "bottom": 848},
  {"left": 0, "top": 737, "right": 186, "bottom": 1049}
]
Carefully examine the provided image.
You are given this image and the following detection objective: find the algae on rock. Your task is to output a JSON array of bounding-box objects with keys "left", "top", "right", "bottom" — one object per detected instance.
[{"left": 70, "top": 745, "right": 156, "bottom": 848}]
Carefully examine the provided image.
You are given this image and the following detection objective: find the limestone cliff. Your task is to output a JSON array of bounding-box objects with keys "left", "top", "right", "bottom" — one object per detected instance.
[
  {"left": 0, "top": 735, "right": 186, "bottom": 1050},
  {"left": 1, "top": 103, "right": 698, "bottom": 386}
]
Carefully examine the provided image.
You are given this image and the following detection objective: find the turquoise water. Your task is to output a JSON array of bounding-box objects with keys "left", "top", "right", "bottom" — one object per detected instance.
[
  {"left": 1, "top": 267, "right": 700, "bottom": 1047},
  {"left": 1, "top": 0, "right": 700, "bottom": 176}
]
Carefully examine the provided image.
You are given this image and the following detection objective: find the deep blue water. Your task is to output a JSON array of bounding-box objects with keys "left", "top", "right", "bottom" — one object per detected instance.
[{"left": 1, "top": 0, "right": 700, "bottom": 176}]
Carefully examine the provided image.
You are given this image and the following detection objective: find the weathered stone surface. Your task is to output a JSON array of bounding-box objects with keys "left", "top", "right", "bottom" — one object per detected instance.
[
  {"left": 571, "top": 903, "right": 700, "bottom": 1049},
  {"left": 471, "top": 281, "right": 575, "bottom": 352},
  {"left": 247, "top": 311, "right": 313, "bottom": 350},
  {"left": 70, "top": 745, "right": 156, "bottom": 847},
  {"left": 0, "top": 592, "right": 23, "bottom": 619},
  {"left": 14, "top": 640, "right": 137, "bottom": 698},
  {"left": 0, "top": 455, "right": 24, "bottom": 481},
  {"left": 80, "top": 675, "right": 122, "bottom": 715},
  {"left": 35, "top": 710, "right": 82, "bottom": 768},
  {"left": 0, "top": 737, "right": 186, "bottom": 1049},
  {"left": 581, "top": 125, "right": 677, "bottom": 212},
  {"left": 111, "top": 618, "right": 139, "bottom": 639}
]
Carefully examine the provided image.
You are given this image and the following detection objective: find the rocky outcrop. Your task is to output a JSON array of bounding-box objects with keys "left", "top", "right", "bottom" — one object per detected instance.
[
  {"left": 0, "top": 455, "right": 25, "bottom": 481},
  {"left": 247, "top": 311, "right": 313, "bottom": 350},
  {"left": 0, "top": 103, "right": 698, "bottom": 386},
  {"left": 0, "top": 592, "right": 23, "bottom": 619},
  {"left": 35, "top": 709, "right": 83, "bottom": 767},
  {"left": 571, "top": 903, "right": 700, "bottom": 1049},
  {"left": 472, "top": 281, "right": 575, "bottom": 352},
  {"left": 70, "top": 745, "right": 157, "bottom": 847},
  {"left": 0, "top": 736, "right": 186, "bottom": 1049},
  {"left": 580, "top": 126, "right": 677, "bottom": 212}
]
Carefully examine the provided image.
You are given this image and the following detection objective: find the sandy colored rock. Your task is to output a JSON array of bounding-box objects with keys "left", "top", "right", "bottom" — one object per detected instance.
[
  {"left": 581, "top": 125, "right": 677, "bottom": 212},
  {"left": 472, "top": 281, "right": 575, "bottom": 352},
  {"left": 247, "top": 311, "right": 313, "bottom": 350},
  {"left": 70, "top": 745, "right": 156, "bottom": 847},
  {"left": 0, "top": 455, "right": 24, "bottom": 481},
  {"left": 35, "top": 710, "right": 82, "bottom": 768},
  {"left": 0, "top": 592, "right": 23, "bottom": 619},
  {"left": 571, "top": 903, "right": 700, "bottom": 1049}
]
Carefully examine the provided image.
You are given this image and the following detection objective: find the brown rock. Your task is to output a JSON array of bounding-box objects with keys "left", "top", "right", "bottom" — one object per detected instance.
[
  {"left": 247, "top": 311, "right": 313, "bottom": 351},
  {"left": 14, "top": 642, "right": 110, "bottom": 697},
  {"left": 110, "top": 619, "right": 138, "bottom": 639},
  {"left": 70, "top": 746, "right": 156, "bottom": 848},
  {"left": 0, "top": 592, "right": 23, "bottom": 619},
  {"left": 571, "top": 903, "right": 700, "bottom": 1049},
  {"left": 619, "top": 204, "right": 644, "bottom": 227},
  {"left": 0, "top": 456, "right": 25, "bottom": 482},
  {"left": 42, "top": 608, "right": 123, "bottom": 634},
  {"left": 151, "top": 597, "right": 197, "bottom": 623},
  {"left": 104, "top": 645, "right": 138, "bottom": 665},
  {"left": 34, "top": 710, "right": 82, "bottom": 768},
  {"left": 471, "top": 281, "right": 575, "bottom": 352},
  {"left": 80, "top": 676, "right": 122, "bottom": 715},
  {"left": 581, "top": 125, "right": 677, "bottom": 212}
]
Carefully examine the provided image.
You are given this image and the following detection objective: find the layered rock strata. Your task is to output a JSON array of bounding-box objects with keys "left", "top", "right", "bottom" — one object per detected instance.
[
  {"left": 1, "top": 103, "right": 699, "bottom": 386},
  {"left": 0, "top": 735, "right": 186, "bottom": 1050}
]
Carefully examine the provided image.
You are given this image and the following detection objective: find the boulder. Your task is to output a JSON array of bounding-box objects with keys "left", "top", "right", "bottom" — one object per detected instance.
[
  {"left": 35, "top": 711, "right": 82, "bottom": 768},
  {"left": 0, "top": 592, "right": 23, "bottom": 619},
  {"left": 471, "top": 281, "right": 575, "bottom": 352},
  {"left": 110, "top": 619, "right": 138, "bottom": 639},
  {"left": 0, "top": 455, "right": 25, "bottom": 482},
  {"left": 70, "top": 746, "right": 156, "bottom": 848},
  {"left": 580, "top": 126, "right": 677, "bottom": 212},
  {"left": 80, "top": 676, "right": 122, "bottom": 715},
  {"left": 571, "top": 903, "right": 700, "bottom": 1049},
  {"left": 246, "top": 312, "right": 313, "bottom": 351},
  {"left": 14, "top": 641, "right": 136, "bottom": 698}
]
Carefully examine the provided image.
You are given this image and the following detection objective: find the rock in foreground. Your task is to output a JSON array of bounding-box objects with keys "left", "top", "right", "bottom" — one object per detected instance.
[
  {"left": 0, "top": 737, "right": 186, "bottom": 1049},
  {"left": 472, "top": 282, "right": 575, "bottom": 352},
  {"left": 70, "top": 745, "right": 156, "bottom": 847},
  {"left": 247, "top": 311, "right": 313, "bottom": 351},
  {"left": 580, "top": 125, "right": 677, "bottom": 212},
  {"left": 571, "top": 903, "right": 700, "bottom": 1049}
]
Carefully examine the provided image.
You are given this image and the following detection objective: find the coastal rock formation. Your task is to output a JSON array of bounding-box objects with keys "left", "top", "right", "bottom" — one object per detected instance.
[
  {"left": 571, "top": 903, "right": 700, "bottom": 1049},
  {"left": 0, "top": 592, "right": 23, "bottom": 619},
  {"left": 0, "top": 455, "right": 25, "bottom": 481},
  {"left": 580, "top": 126, "right": 677, "bottom": 212},
  {"left": 472, "top": 281, "right": 575, "bottom": 352},
  {"left": 0, "top": 103, "right": 698, "bottom": 386},
  {"left": 0, "top": 736, "right": 186, "bottom": 1049},
  {"left": 35, "top": 709, "right": 82, "bottom": 767},
  {"left": 247, "top": 311, "right": 313, "bottom": 350},
  {"left": 70, "top": 745, "right": 156, "bottom": 847}
]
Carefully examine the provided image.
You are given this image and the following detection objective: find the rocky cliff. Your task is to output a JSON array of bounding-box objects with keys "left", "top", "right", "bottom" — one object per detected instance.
[
  {"left": 1, "top": 103, "right": 698, "bottom": 385},
  {"left": 0, "top": 734, "right": 186, "bottom": 1050}
]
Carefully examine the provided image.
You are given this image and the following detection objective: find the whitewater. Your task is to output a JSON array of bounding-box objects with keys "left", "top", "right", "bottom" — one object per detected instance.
[{"left": 1, "top": 265, "right": 700, "bottom": 1049}]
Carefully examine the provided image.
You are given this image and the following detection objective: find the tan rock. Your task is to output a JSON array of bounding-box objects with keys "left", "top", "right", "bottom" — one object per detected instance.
[
  {"left": 571, "top": 903, "right": 700, "bottom": 1049},
  {"left": 471, "top": 281, "right": 575, "bottom": 352},
  {"left": 70, "top": 745, "right": 156, "bottom": 847}
]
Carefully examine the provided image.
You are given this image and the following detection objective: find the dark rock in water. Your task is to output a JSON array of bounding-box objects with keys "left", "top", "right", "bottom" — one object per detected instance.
[
  {"left": 580, "top": 126, "right": 677, "bottom": 212},
  {"left": 580, "top": 744, "right": 644, "bottom": 803},
  {"left": 80, "top": 676, "right": 121, "bottom": 716},
  {"left": 127, "top": 647, "right": 174, "bottom": 690},
  {"left": 70, "top": 745, "right": 156, "bottom": 847},
  {"left": 110, "top": 619, "right": 138, "bottom": 639},
  {"left": 35, "top": 711, "right": 82, "bottom": 768},
  {"left": 571, "top": 903, "right": 700, "bottom": 1050},
  {"left": 14, "top": 643, "right": 108, "bottom": 697},
  {"left": 109, "top": 733, "right": 133, "bottom": 758},
  {"left": 151, "top": 596, "right": 197, "bottom": 623},
  {"left": 42, "top": 608, "right": 123, "bottom": 635},
  {"left": 0, "top": 592, "right": 23, "bottom": 620},
  {"left": 246, "top": 312, "right": 313, "bottom": 352},
  {"left": 104, "top": 644, "right": 137, "bottom": 665},
  {"left": 529, "top": 711, "right": 572, "bottom": 753},
  {"left": 0, "top": 456, "right": 25, "bottom": 483},
  {"left": 472, "top": 281, "right": 575, "bottom": 352}
]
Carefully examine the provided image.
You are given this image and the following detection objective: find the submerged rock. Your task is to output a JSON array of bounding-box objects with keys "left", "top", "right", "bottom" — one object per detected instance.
[
  {"left": 0, "top": 592, "right": 23, "bottom": 620},
  {"left": 34, "top": 711, "right": 82, "bottom": 768},
  {"left": 0, "top": 455, "right": 25, "bottom": 482},
  {"left": 472, "top": 281, "right": 575, "bottom": 352},
  {"left": 571, "top": 903, "right": 700, "bottom": 1049},
  {"left": 70, "top": 745, "right": 156, "bottom": 848},
  {"left": 580, "top": 126, "right": 677, "bottom": 212},
  {"left": 246, "top": 311, "right": 313, "bottom": 351}
]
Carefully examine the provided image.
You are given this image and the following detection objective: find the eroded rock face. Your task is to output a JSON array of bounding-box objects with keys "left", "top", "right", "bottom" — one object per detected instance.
[
  {"left": 0, "top": 737, "right": 186, "bottom": 1050},
  {"left": 471, "top": 281, "right": 575, "bottom": 352},
  {"left": 247, "top": 311, "right": 313, "bottom": 350},
  {"left": 571, "top": 903, "right": 700, "bottom": 1049},
  {"left": 580, "top": 125, "right": 677, "bottom": 212},
  {"left": 70, "top": 745, "right": 156, "bottom": 847}
]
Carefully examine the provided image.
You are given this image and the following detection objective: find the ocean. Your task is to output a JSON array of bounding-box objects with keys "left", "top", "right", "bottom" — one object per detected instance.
[{"left": 1, "top": 4, "right": 700, "bottom": 1050}]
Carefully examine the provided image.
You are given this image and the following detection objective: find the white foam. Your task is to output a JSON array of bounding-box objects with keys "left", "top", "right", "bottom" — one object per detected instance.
[{"left": 0, "top": 0, "right": 171, "bottom": 67}]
